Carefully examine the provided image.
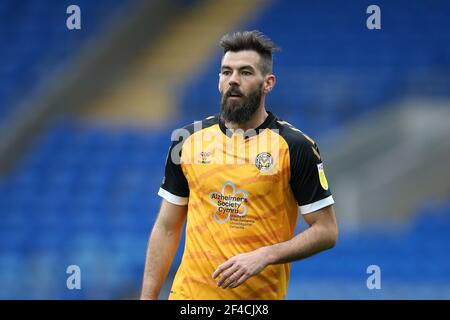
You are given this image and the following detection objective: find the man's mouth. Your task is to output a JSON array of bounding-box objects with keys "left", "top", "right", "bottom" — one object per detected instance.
[{"left": 228, "top": 92, "right": 243, "bottom": 98}]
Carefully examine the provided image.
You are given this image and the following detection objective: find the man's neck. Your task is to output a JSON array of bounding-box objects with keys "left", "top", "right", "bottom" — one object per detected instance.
[{"left": 224, "top": 106, "right": 269, "bottom": 132}]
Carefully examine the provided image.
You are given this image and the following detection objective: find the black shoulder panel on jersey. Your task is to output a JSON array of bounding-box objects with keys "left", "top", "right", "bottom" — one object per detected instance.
[
  {"left": 160, "top": 115, "right": 219, "bottom": 199},
  {"left": 272, "top": 117, "right": 332, "bottom": 208},
  {"left": 182, "top": 115, "right": 220, "bottom": 136}
]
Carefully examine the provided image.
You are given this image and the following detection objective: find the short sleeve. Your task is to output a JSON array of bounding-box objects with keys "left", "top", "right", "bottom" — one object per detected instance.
[
  {"left": 158, "top": 140, "right": 189, "bottom": 205},
  {"left": 289, "top": 138, "right": 334, "bottom": 214}
]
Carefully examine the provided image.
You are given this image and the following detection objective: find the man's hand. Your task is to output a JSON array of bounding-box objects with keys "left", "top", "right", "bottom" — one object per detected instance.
[
  {"left": 211, "top": 205, "right": 337, "bottom": 291},
  {"left": 212, "top": 247, "right": 270, "bottom": 289}
]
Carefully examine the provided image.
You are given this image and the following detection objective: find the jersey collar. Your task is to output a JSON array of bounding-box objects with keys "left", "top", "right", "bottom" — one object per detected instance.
[{"left": 218, "top": 111, "right": 277, "bottom": 139}]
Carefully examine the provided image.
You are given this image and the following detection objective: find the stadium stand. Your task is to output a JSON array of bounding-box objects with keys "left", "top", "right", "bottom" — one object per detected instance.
[
  {"left": 0, "top": 119, "right": 171, "bottom": 298},
  {"left": 179, "top": 0, "right": 450, "bottom": 137},
  {"left": 0, "top": 0, "right": 134, "bottom": 126},
  {"left": 288, "top": 200, "right": 450, "bottom": 299},
  {"left": 0, "top": 0, "right": 449, "bottom": 299}
]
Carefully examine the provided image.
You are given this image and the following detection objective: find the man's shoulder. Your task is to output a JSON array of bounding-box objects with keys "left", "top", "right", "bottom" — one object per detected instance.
[
  {"left": 168, "top": 115, "right": 219, "bottom": 148},
  {"left": 180, "top": 114, "right": 220, "bottom": 135},
  {"left": 271, "top": 117, "right": 318, "bottom": 150}
]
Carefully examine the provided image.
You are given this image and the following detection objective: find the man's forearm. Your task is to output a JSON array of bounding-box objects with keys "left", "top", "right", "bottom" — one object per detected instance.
[
  {"left": 140, "top": 223, "right": 183, "bottom": 299},
  {"left": 264, "top": 221, "right": 337, "bottom": 266}
]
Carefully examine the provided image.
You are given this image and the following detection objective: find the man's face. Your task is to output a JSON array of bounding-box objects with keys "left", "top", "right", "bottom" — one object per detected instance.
[{"left": 219, "top": 50, "right": 265, "bottom": 124}]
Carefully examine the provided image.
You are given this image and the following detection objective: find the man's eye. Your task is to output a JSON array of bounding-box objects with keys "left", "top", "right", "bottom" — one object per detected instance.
[
  {"left": 242, "top": 71, "right": 252, "bottom": 76},
  {"left": 222, "top": 71, "right": 231, "bottom": 76}
]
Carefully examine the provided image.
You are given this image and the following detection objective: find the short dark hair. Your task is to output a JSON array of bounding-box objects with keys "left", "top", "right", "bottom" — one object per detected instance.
[{"left": 219, "top": 30, "right": 280, "bottom": 75}]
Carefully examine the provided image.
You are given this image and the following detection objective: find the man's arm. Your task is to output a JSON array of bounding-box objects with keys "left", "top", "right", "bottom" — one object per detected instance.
[
  {"left": 212, "top": 204, "right": 338, "bottom": 288},
  {"left": 140, "top": 199, "right": 187, "bottom": 299}
]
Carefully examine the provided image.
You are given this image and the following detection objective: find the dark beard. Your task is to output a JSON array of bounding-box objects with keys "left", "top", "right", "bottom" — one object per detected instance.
[{"left": 220, "top": 85, "right": 263, "bottom": 124}]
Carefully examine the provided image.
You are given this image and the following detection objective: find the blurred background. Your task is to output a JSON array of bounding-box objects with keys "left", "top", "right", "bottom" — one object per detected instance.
[{"left": 0, "top": 0, "right": 449, "bottom": 299}]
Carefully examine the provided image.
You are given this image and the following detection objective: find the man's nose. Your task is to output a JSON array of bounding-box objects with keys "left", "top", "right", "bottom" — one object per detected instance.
[{"left": 228, "top": 71, "right": 240, "bottom": 86}]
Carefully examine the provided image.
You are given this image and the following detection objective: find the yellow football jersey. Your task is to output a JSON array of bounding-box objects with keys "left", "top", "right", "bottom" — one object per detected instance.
[{"left": 158, "top": 112, "right": 334, "bottom": 300}]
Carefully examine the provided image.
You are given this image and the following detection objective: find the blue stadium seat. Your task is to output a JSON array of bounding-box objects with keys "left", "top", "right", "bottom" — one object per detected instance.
[
  {"left": 1, "top": 0, "right": 450, "bottom": 299},
  {"left": 0, "top": 0, "right": 136, "bottom": 125}
]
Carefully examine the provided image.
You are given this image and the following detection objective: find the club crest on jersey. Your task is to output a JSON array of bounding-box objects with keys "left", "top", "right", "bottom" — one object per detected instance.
[
  {"left": 255, "top": 152, "right": 274, "bottom": 171},
  {"left": 317, "top": 163, "right": 329, "bottom": 190}
]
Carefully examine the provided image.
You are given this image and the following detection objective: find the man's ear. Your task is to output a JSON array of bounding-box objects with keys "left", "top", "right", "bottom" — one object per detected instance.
[{"left": 263, "top": 74, "right": 276, "bottom": 94}]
